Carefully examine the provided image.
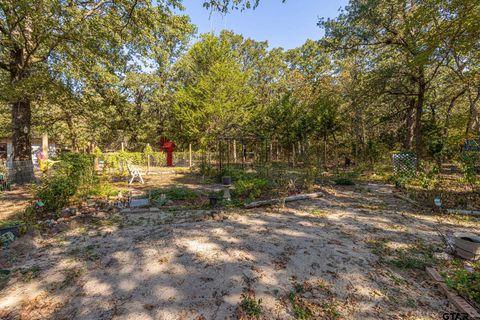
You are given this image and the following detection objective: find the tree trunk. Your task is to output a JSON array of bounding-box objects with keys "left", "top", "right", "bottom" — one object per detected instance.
[
  {"left": 10, "top": 99, "right": 35, "bottom": 183},
  {"left": 353, "top": 105, "right": 365, "bottom": 162},
  {"left": 9, "top": 46, "right": 35, "bottom": 183},
  {"left": 467, "top": 88, "right": 480, "bottom": 139},
  {"left": 414, "top": 69, "right": 426, "bottom": 170},
  {"left": 404, "top": 99, "right": 415, "bottom": 150}
]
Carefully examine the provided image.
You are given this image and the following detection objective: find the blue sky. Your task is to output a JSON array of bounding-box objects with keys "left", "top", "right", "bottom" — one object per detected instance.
[{"left": 182, "top": 0, "right": 348, "bottom": 49}]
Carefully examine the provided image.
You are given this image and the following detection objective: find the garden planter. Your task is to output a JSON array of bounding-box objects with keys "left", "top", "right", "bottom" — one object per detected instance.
[
  {"left": 453, "top": 232, "right": 480, "bottom": 261},
  {"left": 222, "top": 176, "right": 232, "bottom": 185}
]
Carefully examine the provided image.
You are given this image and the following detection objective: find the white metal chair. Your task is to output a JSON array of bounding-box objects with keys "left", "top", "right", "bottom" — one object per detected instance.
[{"left": 126, "top": 162, "right": 144, "bottom": 185}]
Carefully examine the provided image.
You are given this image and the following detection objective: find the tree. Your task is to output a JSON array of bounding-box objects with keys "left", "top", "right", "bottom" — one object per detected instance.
[{"left": 0, "top": 0, "right": 197, "bottom": 181}]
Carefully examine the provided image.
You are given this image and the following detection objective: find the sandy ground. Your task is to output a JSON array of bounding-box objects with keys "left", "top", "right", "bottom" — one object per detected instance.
[
  {"left": 0, "top": 187, "right": 31, "bottom": 221},
  {"left": 1, "top": 182, "right": 479, "bottom": 319}
]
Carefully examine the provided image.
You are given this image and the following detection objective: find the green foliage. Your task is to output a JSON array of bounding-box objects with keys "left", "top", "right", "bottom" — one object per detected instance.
[
  {"left": 417, "top": 166, "right": 440, "bottom": 190},
  {"left": 0, "top": 219, "right": 24, "bottom": 229},
  {"left": 459, "top": 152, "right": 478, "bottom": 189},
  {"left": 150, "top": 187, "right": 199, "bottom": 202},
  {"left": 234, "top": 177, "right": 268, "bottom": 200},
  {"left": 289, "top": 288, "right": 313, "bottom": 320},
  {"left": 93, "top": 147, "right": 103, "bottom": 158},
  {"left": 390, "top": 241, "right": 437, "bottom": 270},
  {"left": 80, "top": 182, "right": 122, "bottom": 199},
  {"left": 444, "top": 264, "right": 480, "bottom": 305},
  {"left": 143, "top": 144, "right": 153, "bottom": 156},
  {"left": 333, "top": 172, "right": 356, "bottom": 186},
  {"left": 34, "top": 153, "right": 95, "bottom": 212},
  {"left": 239, "top": 295, "right": 263, "bottom": 319}
]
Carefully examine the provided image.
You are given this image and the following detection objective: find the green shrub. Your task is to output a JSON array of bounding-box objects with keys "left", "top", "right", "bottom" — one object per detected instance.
[
  {"left": 459, "top": 152, "right": 478, "bottom": 189},
  {"left": 150, "top": 187, "right": 198, "bottom": 201},
  {"left": 34, "top": 153, "right": 95, "bottom": 212},
  {"left": 445, "top": 268, "right": 480, "bottom": 305},
  {"left": 239, "top": 295, "right": 262, "bottom": 319},
  {"left": 234, "top": 178, "right": 268, "bottom": 200},
  {"left": 0, "top": 219, "right": 24, "bottom": 229},
  {"left": 333, "top": 172, "right": 356, "bottom": 186},
  {"left": 35, "top": 175, "right": 77, "bottom": 212},
  {"left": 417, "top": 165, "right": 439, "bottom": 190}
]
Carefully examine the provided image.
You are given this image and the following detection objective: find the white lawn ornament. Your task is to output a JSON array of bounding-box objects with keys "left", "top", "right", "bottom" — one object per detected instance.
[{"left": 126, "top": 162, "right": 144, "bottom": 185}]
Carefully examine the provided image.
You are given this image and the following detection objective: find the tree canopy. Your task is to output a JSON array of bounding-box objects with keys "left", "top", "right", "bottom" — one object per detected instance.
[{"left": 1, "top": 0, "right": 479, "bottom": 179}]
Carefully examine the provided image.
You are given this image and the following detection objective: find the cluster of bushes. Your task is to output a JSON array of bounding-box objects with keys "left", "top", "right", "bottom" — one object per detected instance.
[
  {"left": 101, "top": 151, "right": 167, "bottom": 172},
  {"left": 444, "top": 260, "right": 480, "bottom": 305},
  {"left": 34, "top": 153, "right": 96, "bottom": 212}
]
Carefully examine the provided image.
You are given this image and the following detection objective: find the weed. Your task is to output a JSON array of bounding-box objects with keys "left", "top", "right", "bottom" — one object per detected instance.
[
  {"left": 390, "top": 240, "right": 437, "bottom": 270},
  {"left": 333, "top": 172, "right": 357, "bottom": 186},
  {"left": 59, "top": 266, "right": 84, "bottom": 289},
  {"left": 289, "top": 285, "right": 313, "bottom": 320},
  {"left": 444, "top": 264, "right": 480, "bottom": 305},
  {"left": 321, "top": 299, "right": 341, "bottom": 320},
  {"left": 234, "top": 178, "right": 269, "bottom": 201},
  {"left": 311, "top": 209, "right": 328, "bottom": 217},
  {"left": 20, "top": 265, "right": 41, "bottom": 282},
  {"left": 150, "top": 187, "right": 198, "bottom": 201},
  {"left": 238, "top": 294, "right": 262, "bottom": 319},
  {"left": 366, "top": 238, "right": 392, "bottom": 256}
]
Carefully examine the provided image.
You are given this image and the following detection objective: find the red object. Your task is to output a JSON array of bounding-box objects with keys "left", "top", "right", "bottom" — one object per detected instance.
[{"left": 161, "top": 139, "right": 175, "bottom": 167}]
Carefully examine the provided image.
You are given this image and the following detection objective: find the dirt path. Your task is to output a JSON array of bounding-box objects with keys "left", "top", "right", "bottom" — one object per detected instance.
[{"left": 0, "top": 183, "right": 478, "bottom": 319}]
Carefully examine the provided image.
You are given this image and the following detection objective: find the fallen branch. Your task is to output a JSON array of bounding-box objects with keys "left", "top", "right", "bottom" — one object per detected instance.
[
  {"left": 244, "top": 192, "right": 324, "bottom": 209},
  {"left": 393, "top": 193, "right": 422, "bottom": 207},
  {"left": 425, "top": 267, "right": 480, "bottom": 319},
  {"left": 446, "top": 209, "right": 480, "bottom": 217}
]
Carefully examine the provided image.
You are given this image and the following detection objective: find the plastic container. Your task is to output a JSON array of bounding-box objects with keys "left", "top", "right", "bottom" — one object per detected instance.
[{"left": 454, "top": 232, "right": 480, "bottom": 261}]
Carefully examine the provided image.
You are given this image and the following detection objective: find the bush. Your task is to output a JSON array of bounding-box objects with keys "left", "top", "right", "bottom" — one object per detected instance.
[
  {"left": 150, "top": 187, "right": 198, "bottom": 201},
  {"left": 234, "top": 177, "right": 268, "bottom": 200},
  {"left": 459, "top": 152, "right": 478, "bottom": 190},
  {"left": 333, "top": 172, "right": 356, "bottom": 186},
  {"left": 34, "top": 153, "right": 95, "bottom": 212},
  {"left": 444, "top": 266, "right": 480, "bottom": 305}
]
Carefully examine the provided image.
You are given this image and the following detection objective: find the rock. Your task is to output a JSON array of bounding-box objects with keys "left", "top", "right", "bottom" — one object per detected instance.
[
  {"left": 0, "top": 232, "right": 16, "bottom": 247},
  {"left": 95, "top": 211, "right": 108, "bottom": 218},
  {"left": 61, "top": 207, "right": 77, "bottom": 217}
]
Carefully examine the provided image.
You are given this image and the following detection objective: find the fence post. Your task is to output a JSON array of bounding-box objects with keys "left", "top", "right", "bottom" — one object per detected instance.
[
  {"left": 233, "top": 140, "right": 237, "bottom": 163},
  {"left": 189, "top": 143, "right": 193, "bottom": 168}
]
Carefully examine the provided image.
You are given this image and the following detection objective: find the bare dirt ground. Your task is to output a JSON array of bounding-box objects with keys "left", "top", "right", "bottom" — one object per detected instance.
[
  {"left": 0, "top": 187, "right": 31, "bottom": 221},
  {"left": 1, "top": 178, "right": 479, "bottom": 319}
]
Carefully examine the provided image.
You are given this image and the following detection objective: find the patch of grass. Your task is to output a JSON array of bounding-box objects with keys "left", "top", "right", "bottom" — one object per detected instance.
[
  {"left": 443, "top": 260, "right": 480, "bottom": 305},
  {"left": 389, "top": 240, "right": 437, "bottom": 270},
  {"left": 310, "top": 209, "right": 328, "bottom": 217},
  {"left": 234, "top": 178, "right": 269, "bottom": 201},
  {"left": 59, "top": 266, "right": 85, "bottom": 289},
  {"left": 150, "top": 187, "right": 199, "bottom": 202},
  {"left": 20, "top": 265, "right": 41, "bottom": 282},
  {"left": 0, "top": 219, "right": 24, "bottom": 229},
  {"left": 238, "top": 294, "right": 262, "bottom": 319},
  {"left": 321, "top": 300, "right": 341, "bottom": 320},
  {"left": 385, "top": 271, "right": 406, "bottom": 286},
  {"left": 366, "top": 237, "right": 393, "bottom": 256},
  {"left": 390, "top": 255, "right": 427, "bottom": 269},
  {"left": 333, "top": 172, "right": 357, "bottom": 186},
  {"left": 289, "top": 285, "right": 313, "bottom": 320}
]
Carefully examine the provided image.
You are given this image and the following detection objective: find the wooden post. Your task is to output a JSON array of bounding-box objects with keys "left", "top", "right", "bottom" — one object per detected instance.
[
  {"left": 41, "top": 133, "right": 48, "bottom": 160},
  {"left": 189, "top": 143, "right": 193, "bottom": 168},
  {"left": 292, "top": 143, "right": 296, "bottom": 167},
  {"left": 121, "top": 142, "right": 125, "bottom": 152},
  {"left": 233, "top": 140, "right": 237, "bottom": 163},
  {"left": 146, "top": 143, "right": 151, "bottom": 174}
]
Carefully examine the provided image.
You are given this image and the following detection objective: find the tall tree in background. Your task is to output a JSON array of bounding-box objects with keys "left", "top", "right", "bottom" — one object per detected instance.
[{"left": 0, "top": 0, "right": 196, "bottom": 181}]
